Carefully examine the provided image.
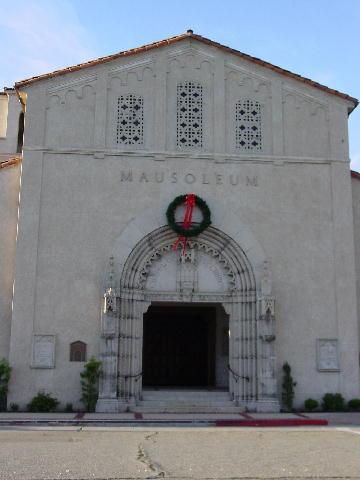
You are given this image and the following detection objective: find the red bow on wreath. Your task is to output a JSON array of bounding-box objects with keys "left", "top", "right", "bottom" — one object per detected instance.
[{"left": 172, "top": 193, "right": 196, "bottom": 254}]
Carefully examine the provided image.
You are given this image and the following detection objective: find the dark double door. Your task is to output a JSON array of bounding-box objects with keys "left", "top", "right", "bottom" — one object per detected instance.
[{"left": 143, "top": 305, "right": 216, "bottom": 387}]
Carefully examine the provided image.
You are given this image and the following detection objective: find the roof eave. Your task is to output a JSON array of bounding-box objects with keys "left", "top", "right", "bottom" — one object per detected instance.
[
  {"left": 14, "top": 31, "right": 359, "bottom": 109},
  {"left": 351, "top": 170, "right": 360, "bottom": 180}
]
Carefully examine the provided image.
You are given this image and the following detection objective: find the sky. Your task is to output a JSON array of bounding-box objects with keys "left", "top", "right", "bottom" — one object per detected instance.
[{"left": 0, "top": 0, "right": 359, "bottom": 169}]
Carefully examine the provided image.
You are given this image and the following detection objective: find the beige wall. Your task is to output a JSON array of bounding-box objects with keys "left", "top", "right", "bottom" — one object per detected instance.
[
  {"left": 5, "top": 38, "right": 360, "bottom": 409},
  {"left": 0, "top": 89, "right": 23, "bottom": 156},
  {"left": 0, "top": 94, "right": 8, "bottom": 138},
  {"left": 0, "top": 162, "right": 20, "bottom": 360},
  {"left": 352, "top": 175, "right": 360, "bottom": 349},
  {"left": 0, "top": 87, "right": 22, "bottom": 363}
]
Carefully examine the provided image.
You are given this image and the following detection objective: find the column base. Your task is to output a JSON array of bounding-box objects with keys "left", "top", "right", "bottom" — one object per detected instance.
[
  {"left": 256, "top": 398, "right": 281, "bottom": 413},
  {"left": 96, "top": 398, "right": 129, "bottom": 413}
]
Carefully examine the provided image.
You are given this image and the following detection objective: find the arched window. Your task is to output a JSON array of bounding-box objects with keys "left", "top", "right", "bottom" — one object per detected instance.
[
  {"left": 16, "top": 112, "right": 24, "bottom": 153},
  {"left": 235, "top": 99, "right": 262, "bottom": 151},
  {"left": 176, "top": 81, "right": 203, "bottom": 148},
  {"left": 116, "top": 94, "right": 143, "bottom": 145},
  {"left": 70, "top": 341, "right": 87, "bottom": 362}
]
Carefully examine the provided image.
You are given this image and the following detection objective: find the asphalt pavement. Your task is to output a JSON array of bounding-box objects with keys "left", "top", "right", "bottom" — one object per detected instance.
[{"left": 0, "top": 425, "right": 360, "bottom": 480}]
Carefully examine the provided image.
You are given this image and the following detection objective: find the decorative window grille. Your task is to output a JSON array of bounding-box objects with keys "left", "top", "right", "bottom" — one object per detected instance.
[
  {"left": 116, "top": 94, "right": 143, "bottom": 145},
  {"left": 70, "top": 341, "right": 87, "bottom": 362},
  {"left": 176, "top": 81, "right": 203, "bottom": 148},
  {"left": 235, "top": 99, "right": 262, "bottom": 151}
]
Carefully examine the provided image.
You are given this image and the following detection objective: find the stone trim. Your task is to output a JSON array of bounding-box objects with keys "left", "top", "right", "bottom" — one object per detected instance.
[
  {"left": 15, "top": 32, "right": 357, "bottom": 110},
  {"left": 97, "top": 225, "right": 279, "bottom": 413},
  {"left": 21, "top": 147, "right": 350, "bottom": 165}
]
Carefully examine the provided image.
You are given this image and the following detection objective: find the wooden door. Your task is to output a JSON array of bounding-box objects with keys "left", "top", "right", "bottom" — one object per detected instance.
[{"left": 143, "top": 306, "right": 215, "bottom": 387}]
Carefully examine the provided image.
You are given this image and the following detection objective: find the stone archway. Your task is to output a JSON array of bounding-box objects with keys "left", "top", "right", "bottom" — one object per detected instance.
[{"left": 96, "top": 224, "right": 279, "bottom": 413}]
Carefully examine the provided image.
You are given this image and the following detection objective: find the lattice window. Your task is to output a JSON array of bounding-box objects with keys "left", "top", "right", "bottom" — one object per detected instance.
[
  {"left": 176, "top": 81, "right": 203, "bottom": 148},
  {"left": 70, "top": 341, "right": 87, "bottom": 362},
  {"left": 235, "top": 99, "right": 262, "bottom": 151},
  {"left": 116, "top": 94, "right": 143, "bottom": 145}
]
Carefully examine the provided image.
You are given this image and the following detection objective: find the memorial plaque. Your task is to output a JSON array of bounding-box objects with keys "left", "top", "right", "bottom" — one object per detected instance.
[
  {"left": 317, "top": 339, "right": 340, "bottom": 371},
  {"left": 31, "top": 335, "right": 55, "bottom": 368}
]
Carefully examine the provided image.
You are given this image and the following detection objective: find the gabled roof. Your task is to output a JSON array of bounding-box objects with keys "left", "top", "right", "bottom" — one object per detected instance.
[{"left": 15, "top": 30, "right": 358, "bottom": 110}]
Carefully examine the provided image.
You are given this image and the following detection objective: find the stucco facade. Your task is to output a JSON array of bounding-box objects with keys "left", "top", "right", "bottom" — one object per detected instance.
[
  {"left": 352, "top": 171, "right": 360, "bottom": 352},
  {"left": 0, "top": 88, "right": 22, "bottom": 363},
  {"left": 1, "top": 32, "right": 360, "bottom": 412}
]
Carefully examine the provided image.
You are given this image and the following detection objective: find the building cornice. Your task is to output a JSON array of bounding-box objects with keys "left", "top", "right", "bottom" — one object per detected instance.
[{"left": 14, "top": 31, "right": 358, "bottom": 111}]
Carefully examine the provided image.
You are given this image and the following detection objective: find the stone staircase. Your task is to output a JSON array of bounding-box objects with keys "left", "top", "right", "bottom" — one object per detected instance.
[{"left": 134, "top": 389, "right": 241, "bottom": 413}]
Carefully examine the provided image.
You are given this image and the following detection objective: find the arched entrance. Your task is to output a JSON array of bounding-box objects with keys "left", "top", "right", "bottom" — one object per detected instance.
[{"left": 97, "top": 225, "right": 279, "bottom": 412}]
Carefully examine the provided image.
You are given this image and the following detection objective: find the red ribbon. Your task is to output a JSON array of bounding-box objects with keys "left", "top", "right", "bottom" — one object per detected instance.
[{"left": 172, "top": 193, "right": 196, "bottom": 255}]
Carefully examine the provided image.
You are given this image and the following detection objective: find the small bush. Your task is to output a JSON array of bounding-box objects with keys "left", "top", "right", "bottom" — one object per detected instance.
[
  {"left": 80, "top": 357, "right": 102, "bottom": 412},
  {"left": 27, "top": 391, "right": 59, "bottom": 412},
  {"left": 304, "top": 398, "right": 319, "bottom": 412},
  {"left": 322, "top": 393, "right": 345, "bottom": 412},
  {"left": 9, "top": 403, "right": 19, "bottom": 412},
  {"left": 348, "top": 398, "right": 360, "bottom": 411},
  {"left": 281, "top": 362, "right": 296, "bottom": 411},
  {"left": 65, "top": 403, "right": 73, "bottom": 413},
  {"left": 0, "top": 358, "right": 11, "bottom": 411}
]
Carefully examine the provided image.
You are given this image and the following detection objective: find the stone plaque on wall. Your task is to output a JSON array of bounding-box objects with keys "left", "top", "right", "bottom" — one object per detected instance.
[
  {"left": 31, "top": 335, "right": 55, "bottom": 368},
  {"left": 317, "top": 339, "right": 340, "bottom": 371}
]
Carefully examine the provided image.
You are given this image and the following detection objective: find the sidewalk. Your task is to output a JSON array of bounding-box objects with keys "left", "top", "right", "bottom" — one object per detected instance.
[{"left": 1, "top": 411, "right": 359, "bottom": 426}]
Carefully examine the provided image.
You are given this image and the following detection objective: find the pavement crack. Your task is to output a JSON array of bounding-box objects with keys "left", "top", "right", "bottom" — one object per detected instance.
[
  {"left": 137, "top": 442, "right": 166, "bottom": 478},
  {"left": 145, "top": 431, "right": 159, "bottom": 443}
]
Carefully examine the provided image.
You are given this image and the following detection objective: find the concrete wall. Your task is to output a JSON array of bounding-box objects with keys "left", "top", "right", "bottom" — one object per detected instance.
[
  {"left": 0, "top": 88, "right": 22, "bottom": 363},
  {"left": 7, "top": 38, "right": 360, "bottom": 409},
  {"left": 352, "top": 175, "right": 360, "bottom": 353},
  {"left": 0, "top": 162, "right": 21, "bottom": 360},
  {"left": 0, "top": 89, "right": 23, "bottom": 156}
]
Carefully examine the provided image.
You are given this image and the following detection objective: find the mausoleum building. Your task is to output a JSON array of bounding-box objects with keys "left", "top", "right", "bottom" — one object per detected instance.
[{"left": 1, "top": 31, "right": 360, "bottom": 412}]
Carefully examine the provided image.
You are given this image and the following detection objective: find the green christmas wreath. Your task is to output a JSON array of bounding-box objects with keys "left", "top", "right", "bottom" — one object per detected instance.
[{"left": 166, "top": 194, "right": 211, "bottom": 237}]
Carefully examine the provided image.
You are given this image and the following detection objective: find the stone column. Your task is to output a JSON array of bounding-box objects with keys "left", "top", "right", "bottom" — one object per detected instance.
[
  {"left": 224, "top": 299, "right": 246, "bottom": 406},
  {"left": 256, "top": 296, "right": 280, "bottom": 412},
  {"left": 223, "top": 302, "right": 236, "bottom": 402},
  {"left": 96, "top": 297, "right": 119, "bottom": 412},
  {"left": 96, "top": 257, "right": 120, "bottom": 413},
  {"left": 117, "top": 292, "right": 148, "bottom": 409}
]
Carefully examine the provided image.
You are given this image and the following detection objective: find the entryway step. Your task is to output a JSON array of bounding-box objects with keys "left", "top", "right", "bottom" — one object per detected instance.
[
  {"left": 136, "top": 390, "right": 240, "bottom": 413},
  {"left": 134, "top": 405, "right": 242, "bottom": 413},
  {"left": 142, "top": 390, "right": 230, "bottom": 400}
]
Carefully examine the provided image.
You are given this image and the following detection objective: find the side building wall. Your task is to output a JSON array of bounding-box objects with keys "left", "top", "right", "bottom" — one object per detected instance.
[
  {"left": 352, "top": 172, "right": 360, "bottom": 353},
  {"left": 0, "top": 89, "right": 23, "bottom": 157},
  {"left": 0, "top": 88, "right": 23, "bottom": 362},
  {"left": 0, "top": 161, "right": 21, "bottom": 360}
]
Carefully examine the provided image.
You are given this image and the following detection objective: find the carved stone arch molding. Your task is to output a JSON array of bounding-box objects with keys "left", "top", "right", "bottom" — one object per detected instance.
[{"left": 96, "top": 208, "right": 280, "bottom": 413}]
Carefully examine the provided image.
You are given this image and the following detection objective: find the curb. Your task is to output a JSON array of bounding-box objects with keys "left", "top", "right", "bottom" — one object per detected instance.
[
  {"left": 215, "top": 418, "right": 328, "bottom": 427},
  {"left": 0, "top": 417, "right": 329, "bottom": 427}
]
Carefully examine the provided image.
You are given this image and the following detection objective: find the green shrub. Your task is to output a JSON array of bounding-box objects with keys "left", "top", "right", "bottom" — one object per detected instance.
[
  {"left": 348, "top": 398, "right": 360, "bottom": 411},
  {"left": 27, "top": 391, "right": 59, "bottom": 412},
  {"left": 281, "top": 362, "right": 296, "bottom": 411},
  {"left": 304, "top": 398, "right": 319, "bottom": 412},
  {"left": 322, "top": 393, "right": 345, "bottom": 412},
  {"left": 0, "top": 358, "right": 11, "bottom": 411},
  {"left": 9, "top": 403, "right": 19, "bottom": 412},
  {"left": 65, "top": 403, "right": 73, "bottom": 413},
  {"left": 80, "top": 357, "right": 102, "bottom": 412}
]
